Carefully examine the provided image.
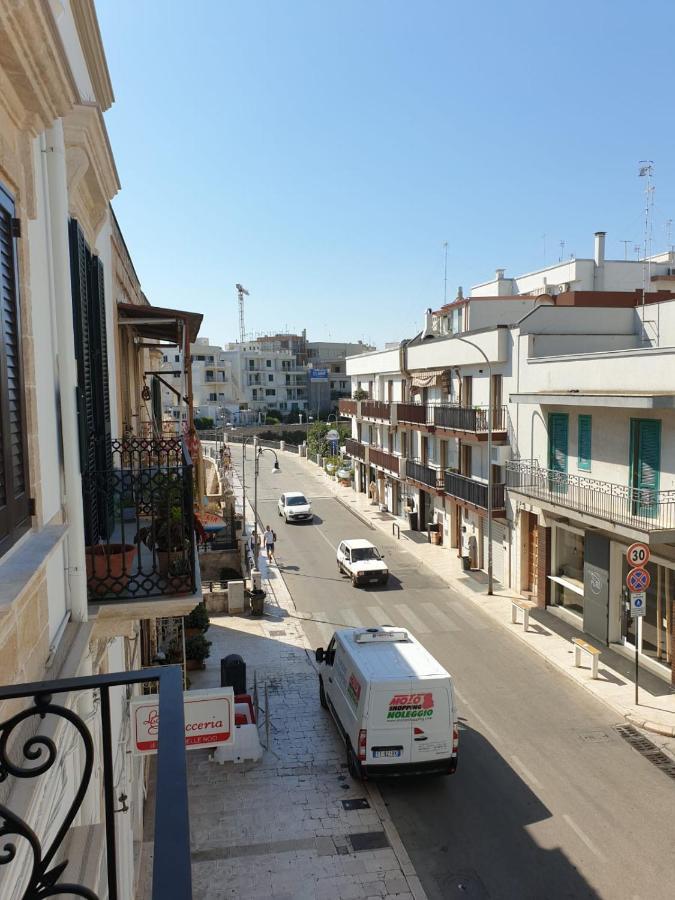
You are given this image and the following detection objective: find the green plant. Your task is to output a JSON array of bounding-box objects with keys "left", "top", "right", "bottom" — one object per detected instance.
[
  {"left": 185, "top": 602, "right": 210, "bottom": 633},
  {"left": 352, "top": 388, "right": 368, "bottom": 401},
  {"left": 265, "top": 414, "right": 281, "bottom": 424},
  {"left": 194, "top": 416, "right": 214, "bottom": 430},
  {"left": 185, "top": 633, "right": 211, "bottom": 662},
  {"left": 307, "top": 422, "right": 350, "bottom": 458},
  {"left": 136, "top": 474, "right": 189, "bottom": 553}
]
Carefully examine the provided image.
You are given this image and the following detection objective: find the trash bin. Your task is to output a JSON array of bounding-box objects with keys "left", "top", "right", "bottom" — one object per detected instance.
[
  {"left": 407, "top": 511, "right": 418, "bottom": 531},
  {"left": 462, "top": 555, "right": 471, "bottom": 571},
  {"left": 221, "top": 653, "right": 246, "bottom": 694}
]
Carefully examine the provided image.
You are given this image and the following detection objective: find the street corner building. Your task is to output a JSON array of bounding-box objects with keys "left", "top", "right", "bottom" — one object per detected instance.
[
  {"left": 0, "top": 2, "right": 201, "bottom": 898},
  {"left": 342, "top": 236, "right": 675, "bottom": 687}
]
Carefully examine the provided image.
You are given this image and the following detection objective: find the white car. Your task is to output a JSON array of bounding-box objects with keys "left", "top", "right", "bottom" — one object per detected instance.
[
  {"left": 337, "top": 539, "right": 388, "bottom": 587},
  {"left": 278, "top": 491, "right": 313, "bottom": 523}
]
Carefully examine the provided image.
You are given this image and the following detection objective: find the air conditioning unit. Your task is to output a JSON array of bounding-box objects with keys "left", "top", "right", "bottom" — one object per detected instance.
[{"left": 557, "top": 283, "right": 571, "bottom": 293}]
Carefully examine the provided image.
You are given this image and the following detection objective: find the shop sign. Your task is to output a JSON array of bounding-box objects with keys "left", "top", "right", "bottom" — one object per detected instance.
[
  {"left": 630, "top": 592, "right": 646, "bottom": 617},
  {"left": 626, "top": 542, "right": 650, "bottom": 568},
  {"left": 130, "top": 687, "right": 234, "bottom": 756},
  {"left": 309, "top": 368, "right": 328, "bottom": 381},
  {"left": 626, "top": 566, "right": 650, "bottom": 592}
]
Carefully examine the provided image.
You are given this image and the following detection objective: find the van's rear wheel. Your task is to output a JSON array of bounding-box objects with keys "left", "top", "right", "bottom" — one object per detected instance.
[
  {"left": 347, "top": 743, "right": 362, "bottom": 779},
  {"left": 319, "top": 677, "right": 328, "bottom": 710}
]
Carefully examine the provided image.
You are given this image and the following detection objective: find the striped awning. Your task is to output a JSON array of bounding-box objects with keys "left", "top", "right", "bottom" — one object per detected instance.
[{"left": 410, "top": 369, "right": 452, "bottom": 391}]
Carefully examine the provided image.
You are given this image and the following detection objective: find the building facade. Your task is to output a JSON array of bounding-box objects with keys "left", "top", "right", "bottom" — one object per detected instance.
[
  {"left": 343, "top": 293, "right": 675, "bottom": 685},
  {"left": 0, "top": 3, "right": 197, "bottom": 897},
  {"left": 161, "top": 336, "right": 236, "bottom": 427}
]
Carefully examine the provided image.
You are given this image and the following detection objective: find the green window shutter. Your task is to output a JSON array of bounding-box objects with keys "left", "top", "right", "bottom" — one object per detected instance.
[
  {"left": 630, "top": 419, "right": 661, "bottom": 518},
  {"left": 578, "top": 415, "right": 592, "bottom": 471},
  {"left": 548, "top": 413, "right": 569, "bottom": 473}
]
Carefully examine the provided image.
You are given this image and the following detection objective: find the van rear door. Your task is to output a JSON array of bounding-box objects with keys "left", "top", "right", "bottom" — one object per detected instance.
[
  {"left": 366, "top": 682, "right": 415, "bottom": 766},
  {"left": 408, "top": 678, "right": 454, "bottom": 765}
]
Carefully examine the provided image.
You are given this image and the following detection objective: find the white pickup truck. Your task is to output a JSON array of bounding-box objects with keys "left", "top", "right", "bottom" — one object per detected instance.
[{"left": 337, "top": 539, "right": 388, "bottom": 587}]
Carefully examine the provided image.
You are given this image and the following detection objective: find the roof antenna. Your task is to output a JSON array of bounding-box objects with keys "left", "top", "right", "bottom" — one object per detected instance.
[
  {"left": 638, "top": 160, "right": 654, "bottom": 330},
  {"left": 443, "top": 241, "right": 448, "bottom": 304}
]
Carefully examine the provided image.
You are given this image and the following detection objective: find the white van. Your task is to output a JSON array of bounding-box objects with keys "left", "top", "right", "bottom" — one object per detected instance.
[{"left": 315, "top": 626, "right": 458, "bottom": 778}]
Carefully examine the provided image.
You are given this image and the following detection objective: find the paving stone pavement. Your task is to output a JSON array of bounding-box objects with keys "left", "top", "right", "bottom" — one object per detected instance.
[{"left": 187, "top": 491, "right": 426, "bottom": 900}]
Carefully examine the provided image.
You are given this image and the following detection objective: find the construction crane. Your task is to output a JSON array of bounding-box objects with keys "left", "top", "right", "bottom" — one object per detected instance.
[{"left": 235, "top": 283, "right": 249, "bottom": 344}]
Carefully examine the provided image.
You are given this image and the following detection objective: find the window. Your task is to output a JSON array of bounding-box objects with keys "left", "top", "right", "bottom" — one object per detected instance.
[
  {"left": 266, "top": 359, "right": 272, "bottom": 368},
  {"left": 268, "top": 374, "right": 273, "bottom": 382},
  {"left": 209, "top": 393, "right": 217, "bottom": 402},
  {"left": 248, "top": 360, "right": 254, "bottom": 370},
  {"left": 266, "top": 389, "right": 276, "bottom": 396},
  {"left": 629, "top": 419, "right": 661, "bottom": 516},
  {"left": 174, "top": 354, "right": 179, "bottom": 362},
  {"left": 208, "top": 355, "right": 214, "bottom": 363},
  {"left": 163, "top": 355, "right": 168, "bottom": 363},
  {"left": 0, "top": 184, "right": 31, "bottom": 554},
  {"left": 197, "top": 355, "right": 205, "bottom": 361},
  {"left": 577, "top": 415, "right": 592, "bottom": 471},
  {"left": 548, "top": 413, "right": 569, "bottom": 474},
  {"left": 340, "top": 380, "right": 347, "bottom": 389}
]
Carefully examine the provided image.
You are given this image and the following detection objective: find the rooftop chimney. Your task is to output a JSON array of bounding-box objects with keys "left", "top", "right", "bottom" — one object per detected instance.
[
  {"left": 594, "top": 232, "right": 606, "bottom": 267},
  {"left": 456, "top": 286, "right": 464, "bottom": 300},
  {"left": 495, "top": 268, "right": 505, "bottom": 280}
]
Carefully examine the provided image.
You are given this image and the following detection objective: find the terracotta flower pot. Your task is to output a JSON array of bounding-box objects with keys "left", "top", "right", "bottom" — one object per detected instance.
[{"left": 86, "top": 544, "right": 137, "bottom": 597}]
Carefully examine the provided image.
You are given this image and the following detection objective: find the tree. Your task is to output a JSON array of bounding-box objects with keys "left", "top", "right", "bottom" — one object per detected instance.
[
  {"left": 307, "top": 421, "right": 350, "bottom": 458},
  {"left": 194, "top": 416, "right": 214, "bottom": 430}
]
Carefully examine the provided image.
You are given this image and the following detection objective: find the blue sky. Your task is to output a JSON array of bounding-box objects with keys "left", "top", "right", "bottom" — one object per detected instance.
[{"left": 98, "top": 0, "right": 675, "bottom": 347}]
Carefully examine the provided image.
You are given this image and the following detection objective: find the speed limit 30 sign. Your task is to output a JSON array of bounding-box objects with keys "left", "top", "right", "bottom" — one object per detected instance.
[{"left": 626, "top": 542, "right": 650, "bottom": 568}]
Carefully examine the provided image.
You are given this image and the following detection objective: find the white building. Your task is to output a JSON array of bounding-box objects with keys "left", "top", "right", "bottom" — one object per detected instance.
[
  {"left": 161, "top": 337, "right": 236, "bottom": 426},
  {"left": 306, "top": 340, "right": 375, "bottom": 415},
  {"left": 343, "top": 292, "right": 675, "bottom": 686},
  {"left": 222, "top": 342, "right": 309, "bottom": 418}
]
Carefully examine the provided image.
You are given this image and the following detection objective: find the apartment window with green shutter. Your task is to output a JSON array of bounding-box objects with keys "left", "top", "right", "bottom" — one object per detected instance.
[{"left": 577, "top": 415, "right": 592, "bottom": 471}]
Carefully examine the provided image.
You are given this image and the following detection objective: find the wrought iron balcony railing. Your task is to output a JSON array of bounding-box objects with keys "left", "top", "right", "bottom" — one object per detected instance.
[
  {"left": 369, "top": 446, "right": 399, "bottom": 475},
  {"left": 345, "top": 437, "right": 366, "bottom": 461},
  {"left": 0, "top": 665, "right": 191, "bottom": 899},
  {"left": 396, "top": 402, "right": 427, "bottom": 425},
  {"left": 506, "top": 460, "right": 675, "bottom": 532},
  {"left": 84, "top": 438, "right": 196, "bottom": 603},
  {"left": 444, "top": 471, "right": 506, "bottom": 510},
  {"left": 406, "top": 459, "right": 443, "bottom": 489}
]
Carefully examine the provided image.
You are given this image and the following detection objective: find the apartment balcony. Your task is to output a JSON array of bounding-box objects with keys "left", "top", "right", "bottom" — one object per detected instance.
[
  {"left": 368, "top": 446, "right": 399, "bottom": 475},
  {"left": 396, "top": 402, "right": 508, "bottom": 441},
  {"left": 444, "top": 470, "right": 506, "bottom": 514},
  {"left": 0, "top": 665, "right": 191, "bottom": 898},
  {"left": 361, "top": 400, "right": 391, "bottom": 422},
  {"left": 406, "top": 459, "right": 444, "bottom": 492},
  {"left": 345, "top": 437, "right": 366, "bottom": 461},
  {"left": 84, "top": 438, "right": 201, "bottom": 620},
  {"left": 338, "top": 398, "right": 357, "bottom": 416},
  {"left": 506, "top": 460, "right": 675, "bottom": 542}
]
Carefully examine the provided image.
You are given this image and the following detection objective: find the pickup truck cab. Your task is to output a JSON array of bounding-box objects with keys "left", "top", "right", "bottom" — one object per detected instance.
[
  {"left": 337, "top": 539, "right": 388, "bottom": 587},
  {"left": 316, "top": 626, "right": 459, "bottom": 779}
]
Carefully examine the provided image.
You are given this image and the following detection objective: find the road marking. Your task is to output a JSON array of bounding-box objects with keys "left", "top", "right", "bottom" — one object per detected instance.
[
  {"left": 421, "top": 602, "right": 461, "bottom": 632},
  {"left": 562, "top": 814, "right": 606, "bottom": 860},
  {"left": 341, "top": 608, "right": 364, "bottom": 627},
  {"left": 366, "top": 604, "right": 390, "bottom": 626},
  {"left": 315, "top": 527, "right": 337, "bottom": 552},
  {"left": 510, "top": 755, "right": 543, "bottom": 791},
  {"left": 445, "top": 601, "right": 489, "bottom": 630},
  {"left": 393, "top": 603, "right": 432, "bottom": 634}
]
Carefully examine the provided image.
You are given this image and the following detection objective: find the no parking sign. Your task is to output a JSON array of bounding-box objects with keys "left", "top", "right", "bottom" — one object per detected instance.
[{"left": 626, "top": 566, "right": 650, "bottom": 592}]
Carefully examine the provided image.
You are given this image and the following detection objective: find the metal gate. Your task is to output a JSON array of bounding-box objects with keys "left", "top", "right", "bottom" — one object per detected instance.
[{"left": 483, "top": 521, "right": 506, "bottom": 585}]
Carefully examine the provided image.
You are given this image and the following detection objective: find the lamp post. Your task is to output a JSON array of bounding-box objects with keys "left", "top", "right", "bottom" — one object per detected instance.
[
  {"left": 453, "top": 336, "right": 494, "bottom": 596},
  {"left": 253, "top": 446, "right": 281, "bottom": 565},
  {"left": 239, "top": 434, "right": 258, "bottom": 567}
]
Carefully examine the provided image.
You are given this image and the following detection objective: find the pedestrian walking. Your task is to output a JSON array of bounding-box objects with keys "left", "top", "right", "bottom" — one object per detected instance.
[{"left": 263, "top": 525, "right": 276, "bottom": 562}]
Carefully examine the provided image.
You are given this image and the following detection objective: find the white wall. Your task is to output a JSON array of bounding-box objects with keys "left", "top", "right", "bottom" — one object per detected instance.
[
  {"left": 407, "top": 328, "right": 508, "bottom": 370},
  {"left": 50, "top": 0, "right": 97, "bottom": 103},
  {"left": 346, "top": 347, "right": 400, "bottom": 377}
]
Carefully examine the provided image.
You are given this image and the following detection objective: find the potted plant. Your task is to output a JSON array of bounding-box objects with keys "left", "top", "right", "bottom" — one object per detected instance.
[
  {"left": 136, "top": 474, "right": 190, "bottom": 577},
  {"left": 353, "top": 388, "right": 368, "bottom": 401},
  {"left": 185, "top": 633, "right": 211, "bottom": 670},
  {"left": 184, "top": 602, "right": 210, "bottom": 637},
  {"left": 86, "top": 543, "right": 137, "bottom": 597}
]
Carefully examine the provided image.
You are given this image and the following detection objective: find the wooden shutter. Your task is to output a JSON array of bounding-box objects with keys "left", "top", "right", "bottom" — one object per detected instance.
[
  {"left": 89, "top": 253, "right": 113, "bottom": 537},
  {"left": 577, "top": 415, "right": 592, "bottom": 471},
  {"left": 548, "top": 413, "right": 569, "bottom": 474},
  {"left": 631, "top": 419, "right": 661, "bottom": 517},
  {"left": 0, "top": 185, "right": 30, "bottom": 550}
]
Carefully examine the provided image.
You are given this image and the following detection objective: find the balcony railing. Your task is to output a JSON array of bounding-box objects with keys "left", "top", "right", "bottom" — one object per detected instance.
[
  {"left": 397, "top": 402, "right": 427, "bottom": 425},
  {"left": 506, "top": 460, "right": 675, "bottom": 532},
  {"left": 0, "top": 665, "right": 191, "bottom": 899},
  {"left": 338, "top": 398, "right": 357, "bottom": 416},
  {"left": 444, "top": 470, "right": 506, "bottom": 510},
  {"left": 345, "top": 438, "right": 366, "bottom": 461},
  {"left": 433, "top": 404, "right": 507, "bottom": 433},
  {"left": 406, "top": 459, "right": 443, "bottom": 489},
  {"left": 369, "top": 446, "right": 399, "bottom": 475},
  {"left": 84, "top": 438, "right": 196, "bottom": 603},
  {"left": 361, "top": 400, "right": 390, "bottom": 421}
]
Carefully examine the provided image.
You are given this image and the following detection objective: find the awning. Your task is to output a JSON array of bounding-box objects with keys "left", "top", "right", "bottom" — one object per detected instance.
[
  {"left": 410, "top": 368, "right": 452, "bottom": 392},
  {"left": 117, "top": 302, "right": 203, "bottom": 343}
]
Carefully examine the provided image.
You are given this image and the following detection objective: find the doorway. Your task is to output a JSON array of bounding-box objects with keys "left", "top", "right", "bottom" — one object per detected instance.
[{"left": 526, "top": 512, "right": 539, "bottom": 597}]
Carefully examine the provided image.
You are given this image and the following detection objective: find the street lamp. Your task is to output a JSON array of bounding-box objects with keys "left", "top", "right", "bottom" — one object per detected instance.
[
  {"left": 453, "top": 336, "right": 494, "bottom": 596},
  {"left": 253, "top": 446, "right": 281, "bottom": 564}
]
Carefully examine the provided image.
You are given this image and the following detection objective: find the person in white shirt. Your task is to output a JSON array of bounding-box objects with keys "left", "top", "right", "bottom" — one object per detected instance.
[{"left": 263, "top": 525, "right": 276, "bottom": 562}]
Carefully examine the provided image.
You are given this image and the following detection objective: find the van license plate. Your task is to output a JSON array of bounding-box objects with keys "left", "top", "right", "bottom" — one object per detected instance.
[{"left": 373, "top": 749, "right": 401, "bottom": 758}]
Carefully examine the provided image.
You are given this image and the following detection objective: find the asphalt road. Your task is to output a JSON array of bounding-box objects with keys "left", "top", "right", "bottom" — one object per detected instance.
[{"left": 234, "top": 446, "right": 674, "bottom": 900}]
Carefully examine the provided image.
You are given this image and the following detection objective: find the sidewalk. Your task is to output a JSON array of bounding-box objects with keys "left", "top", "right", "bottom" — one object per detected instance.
[
  {"left": 301, "top": 459, "right": 675, "bottom": 741},
  {"left": 186, "top": 466, "right": 427, "bottom": 900}
]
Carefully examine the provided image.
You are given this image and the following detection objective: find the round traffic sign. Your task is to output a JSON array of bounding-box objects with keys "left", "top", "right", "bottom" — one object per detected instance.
[
  {"left": 626, "top": 542, "right": 650, "bottom": 568},
  {"left": 626, "top": 566, "right": 650, "bottom": 592}
]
